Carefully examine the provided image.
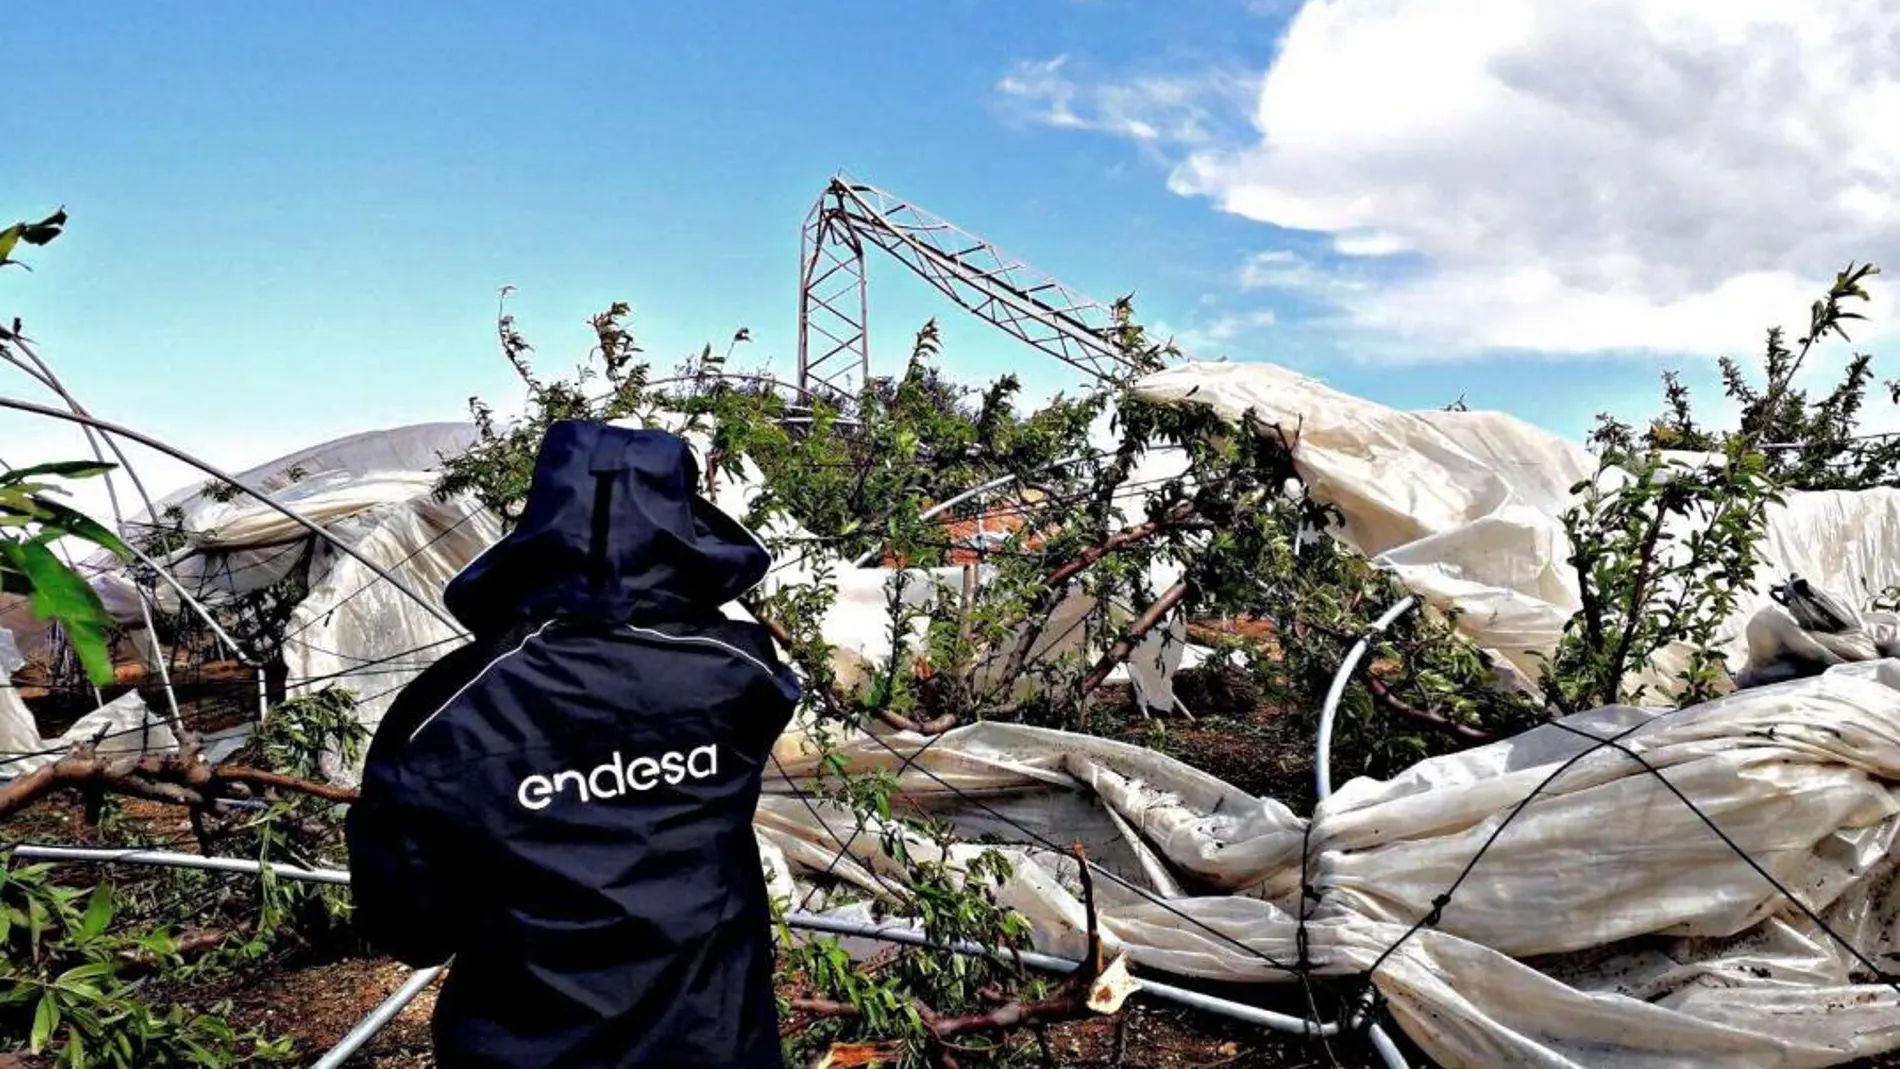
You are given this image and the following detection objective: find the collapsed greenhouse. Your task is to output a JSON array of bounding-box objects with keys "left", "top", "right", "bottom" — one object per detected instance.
[{"left": 7, "top": 353, "right": 1900, "bottom": 1068}]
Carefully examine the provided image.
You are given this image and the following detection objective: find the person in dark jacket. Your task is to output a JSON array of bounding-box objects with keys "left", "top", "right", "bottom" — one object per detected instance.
[{"left": 346, "top": 420, "right": 799, "bottom": 1069}]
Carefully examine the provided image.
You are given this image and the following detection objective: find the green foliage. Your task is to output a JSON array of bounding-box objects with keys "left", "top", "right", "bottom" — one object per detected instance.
[
  {"left": 238, "top": 688, "right": 365, "bottom": 947},
  {"left": 435, "top": 297, "right": 655, "bottom": 524},
  {"left": 0, "top": 861, "right": 295, "bottom": 1068},
  {"left": 1637, "top": 263, "right": 1893, "bottom": 489},
  {"left": 774, "top": 793, "right": 1040, "bottom": 1068},
  {"left": 1546, "top": 262, "right": 1880, "bottom": 710},
  {"left": 0, "top": 461, "right": 131, "bottom": 687},
  {"left": 0, "top": 212, "right": 133, "bottom": 686},
  {"left": 1546, "top": 442, "right": 1781, "bottom": 711},
  {"left": 197, "top": 481, "right": 243, "bottom": 505}
]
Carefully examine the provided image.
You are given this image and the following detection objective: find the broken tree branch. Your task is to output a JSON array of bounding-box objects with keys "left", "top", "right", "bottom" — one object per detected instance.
[
  {"left": 1079, "top": 580, "right": 1192, "bottom": 710},
  {"left": 994, "top": 502, "right": 1200, "bottom": 693},
  {"left": 920, "top": 841, "right": 1120, "bottom": 1050},
  {"left": 752, "top": 607, "right": 959, "bottom": 736},
  {"left": 1364, "top": 675, "right": 1495, "bottom": 744},
  {"left": 0, "top": 747, "right": 357, "bottom": 821},
  {"left": 796, "top": 842, "right": 1130, "bottom": 1069}
]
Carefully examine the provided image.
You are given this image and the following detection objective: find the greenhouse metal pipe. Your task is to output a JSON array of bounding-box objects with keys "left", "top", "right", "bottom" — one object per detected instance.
[
  {"left": 783, "top": 912, "right": 1357, "bottom": 1043},
  {"left": 1312, "top": 593, "right": 1421, "bottom": 1069},
  {"left": 1368, "top": 1019, "right": 1412, "bottom": 1069},
  {"left": 2, "top": 345, "right": 188, "bottom": 724},
  {"left": 0, "top": 396, "right": 465, "bottom": 636},
  {"left": 308, "top": 964, "right": 445, "bottom": 1069},
  {"left": 2, "top": 845, "right": 1414, "bottom": 1064},
  {"left": 6, "top": 844, "right": 354, "bottom": 885},
  {"left": 74, "top": 525, "right": 271, "bottom": 724},
  {"left": 80, "top": 531, "right": 258, "bottom": 667},
  {"left": 1315, "top": 596, "right": 1419, "bottom": 802},
  {"left": 3, "top": 341, "right": 163, "bottom": 527},
  {"left": 0, "top": 404, "right": 263, "bottom": 716}
]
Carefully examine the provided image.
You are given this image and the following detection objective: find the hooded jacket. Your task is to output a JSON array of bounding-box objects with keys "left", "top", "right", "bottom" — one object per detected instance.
[{"left": 346, "top": 421, "right": 799, "bottom": 1069}]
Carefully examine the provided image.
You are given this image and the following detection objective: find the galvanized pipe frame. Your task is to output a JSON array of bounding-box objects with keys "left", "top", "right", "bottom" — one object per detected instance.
[
  {"left": 0, "top": 402, "right": 1427, "bottom": 1065},
  {"left": 4, "top": 844, "right": 1407, "bottom": 1068},
  {"left": 2, "top": 342, "right": 191, "bottom": 725},
  {"left": 0, "top": 343, "right": 272, "bottom": 726},
  {"left": 1312, "top": 594, "right": 1422, "bottom": 1069},
  {"left": 0, "top": 395, "right": 466, "bottom": 639}
]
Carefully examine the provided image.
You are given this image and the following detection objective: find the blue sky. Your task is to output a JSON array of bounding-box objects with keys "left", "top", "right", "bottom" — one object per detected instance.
[{"left": 5, "top": 0, "right": 1894, "bottom": 505}]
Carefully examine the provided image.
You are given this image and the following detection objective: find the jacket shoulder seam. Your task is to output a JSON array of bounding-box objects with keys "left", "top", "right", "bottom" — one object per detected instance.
[
  {"left": 621, "top": 625, "right": 780, "bottom": 682},
  {"left": 406, "top": 620, "right": 557, "bottom": 743}
]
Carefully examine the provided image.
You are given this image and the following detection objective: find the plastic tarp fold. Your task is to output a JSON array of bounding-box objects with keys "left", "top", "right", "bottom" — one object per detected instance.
[
  {"left": 764, "top": 662, "right": 1900, "bottom": 1068},
  {"left": 280, "top": 491, "right": 502, "bottom": 785},
  {"left": 1131, "top": 361, "right": 1900, "bottom": 697}
]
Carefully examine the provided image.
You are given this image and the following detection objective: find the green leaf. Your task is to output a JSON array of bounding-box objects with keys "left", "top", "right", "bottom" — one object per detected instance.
[
  {"left": 3, "top": 540, "right": 118, "bottom": 684},
  {"left": 19, "top": 208, "right": 67, "bottom": 246},
  {"left": 30, "top": 497, "right": 131, "bottom": 560},
  {"left": 0, "top": 460, "right": 115, "bottom": 484},
  {"left": 28, "top": 895, "right": 49, "bottom": 951},
  {"left": 32, "top": 990, "right": 60, "bottom": 1053},
  {"left": 76, "top": 883, "right": 115, "bottom": 942}
]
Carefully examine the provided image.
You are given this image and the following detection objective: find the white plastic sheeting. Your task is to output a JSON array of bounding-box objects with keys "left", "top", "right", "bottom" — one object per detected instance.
[
  {"left": 0, "top": 425, "right": 487, "bottom": 780},
  {"left": 1133, "top": 361, "right": 1900, "bottom": 699},
  {"left": 765, "top": 662, "right": 1900, "bottom": 1068},
  {"left": 281, "top": 492, "right": 502, "bottom": 784},
  {"left": 0, "top": 686, "right": 177, "bottom": 777},
  {"left": 15, "top": 364, "right": 1900, "bottom": 1065}
]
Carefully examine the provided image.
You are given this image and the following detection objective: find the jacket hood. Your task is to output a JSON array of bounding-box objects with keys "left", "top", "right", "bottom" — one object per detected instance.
[{"left": 443, "top": 421, "right": 770, "bottom": 634}]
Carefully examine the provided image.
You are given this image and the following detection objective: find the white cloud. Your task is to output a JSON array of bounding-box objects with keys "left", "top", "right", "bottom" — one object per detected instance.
[
  {"left": 1159, "top": 308, "right": 1281, "bottom": 356},
  {"left": 1239, "top": 250, "right": 1363, "bottom": 295},
  {"left": 1015, "top": 1, "right": 1900, "bottom": 356},
  {"left": 994, "top": 56, "right": 1258, "bottom": 151}
]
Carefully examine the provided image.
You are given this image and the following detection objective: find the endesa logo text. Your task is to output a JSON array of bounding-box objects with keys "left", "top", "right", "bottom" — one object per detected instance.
[{"left": 516, "top": 745, "right": 719, "bottom": 810}]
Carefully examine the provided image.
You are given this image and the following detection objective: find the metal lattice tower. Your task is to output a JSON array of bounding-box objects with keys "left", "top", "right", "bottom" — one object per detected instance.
[{"left": 797, "top": 174, "right": 1140, "bottom": 398}]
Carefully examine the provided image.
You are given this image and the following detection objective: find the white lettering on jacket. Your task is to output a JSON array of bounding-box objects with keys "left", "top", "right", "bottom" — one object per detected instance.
[{"left": 516, "top": 745, "right": 720, "bottom": 810}]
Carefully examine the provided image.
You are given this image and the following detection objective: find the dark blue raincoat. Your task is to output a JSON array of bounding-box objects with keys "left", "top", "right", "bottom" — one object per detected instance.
[{"left": 346, "top": 421, "right": 798, "bottom": 1068}]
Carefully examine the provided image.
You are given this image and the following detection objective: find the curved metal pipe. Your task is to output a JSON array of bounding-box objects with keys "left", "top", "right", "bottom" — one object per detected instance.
[
  {"left": 0, "top": 396, "right": 465, "bottom": 636},
  {"left": 1, "top": 344, "right": 188, "bottom": 723},
  {"left": 1313, "top": 594, "right": 1420, "bottom": 1069},
  {"left": 0, "top": 374, "right": 269, "bottom": 719},
  {"left": 7, "top": 845, "right": 1411, "bottom": 1067},
  {"left": 1315, "top": 596, "right": 1419, "bottom": 801}
]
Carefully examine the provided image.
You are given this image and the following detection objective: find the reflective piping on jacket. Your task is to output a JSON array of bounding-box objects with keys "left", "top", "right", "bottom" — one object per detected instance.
[
  {"left": 621, "top": 625, "right": 777, "bottom": 681},
  {"left": 407, "top": 620, "right": 557, "bottom": 742}
]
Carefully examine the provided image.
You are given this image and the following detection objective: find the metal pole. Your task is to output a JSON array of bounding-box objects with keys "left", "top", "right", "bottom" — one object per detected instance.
[
  {"left": 785, "top": 912, "right": 1342, "bottom": 1039},
  {"left": 4, "top": 845, "right": 1411, "bottom": 1067},
  {"left": 3, "top": 344, "right": 188, "bottom": 723},
  {"left": 0, "top": 396, "right": 466, "bottom": 636},
  {"left": 308, "top": 964, "right": 444, "bottom": 1069},
  {"left": 1312, "top": 594, "right": 1421, "bottom": 1069},
  {"left": 1315, "top": 596, "right": 1418, "bottom": 801},
  {"left": 6, "top": 844, "right": 351, "bottom": 885}
]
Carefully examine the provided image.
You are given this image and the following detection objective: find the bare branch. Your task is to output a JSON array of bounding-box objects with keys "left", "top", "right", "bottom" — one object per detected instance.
[
  {"left": 0, "top": 746, "right": 357, "bottom": 821},
  {"left": 1080, "top": 580, "right": 1192, "bottom": 705}
]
